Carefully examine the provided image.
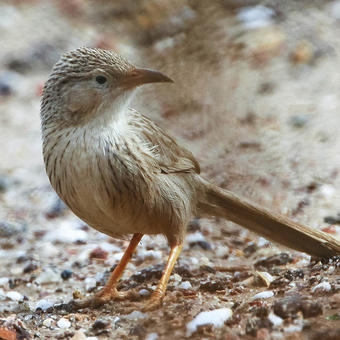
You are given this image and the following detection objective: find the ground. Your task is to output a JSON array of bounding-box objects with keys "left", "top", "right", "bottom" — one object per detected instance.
[{"left": 0, "top": 0, "right": 339, "bottom": 339}]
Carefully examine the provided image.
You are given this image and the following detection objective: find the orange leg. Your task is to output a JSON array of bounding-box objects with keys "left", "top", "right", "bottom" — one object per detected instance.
[
  {"left": 143, "top": 243, "right": 183, "bottom": 311},
  {"left": 71, "top": 233, "right": 143, "bottom": 309}
]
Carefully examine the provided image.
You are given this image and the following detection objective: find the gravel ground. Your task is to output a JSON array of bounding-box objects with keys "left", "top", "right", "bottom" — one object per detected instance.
[{"left": 0, "top": 1, "right": 340, "bottom": 339}]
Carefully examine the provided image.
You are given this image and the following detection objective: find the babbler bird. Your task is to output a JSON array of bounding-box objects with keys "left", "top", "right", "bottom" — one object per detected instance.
[{"left": 40, "top": 47, "right": 340, "bottom": 310}]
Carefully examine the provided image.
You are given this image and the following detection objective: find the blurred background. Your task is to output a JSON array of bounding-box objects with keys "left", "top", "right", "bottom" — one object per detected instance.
[{"left": 0, "top": 0, "right": 340, "bottom": 338}]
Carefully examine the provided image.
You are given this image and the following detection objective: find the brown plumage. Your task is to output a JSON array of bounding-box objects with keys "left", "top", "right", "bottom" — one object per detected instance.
[{"left": 40, "top": 47, "right": 340, "bottom": 311}]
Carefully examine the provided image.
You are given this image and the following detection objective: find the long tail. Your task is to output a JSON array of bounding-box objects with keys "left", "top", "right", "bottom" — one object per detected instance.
[{"left": 198, "top": 181, "right": 340, "bottom": 258}]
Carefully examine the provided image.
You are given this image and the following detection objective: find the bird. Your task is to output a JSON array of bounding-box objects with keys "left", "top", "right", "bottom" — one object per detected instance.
[{"left": 40, "top": 47, "right": 340, "bottom": 311}]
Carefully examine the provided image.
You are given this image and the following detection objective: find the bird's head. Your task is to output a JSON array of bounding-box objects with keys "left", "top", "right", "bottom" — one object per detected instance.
[{"left": 41, "top": 47, "right": 173, "bottom": 126}]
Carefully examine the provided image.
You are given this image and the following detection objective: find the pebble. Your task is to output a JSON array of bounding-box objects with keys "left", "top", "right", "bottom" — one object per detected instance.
[
  {"left": 85, "top": 277, "right": 97, "bottom": 291},
  {"left": 0, "top": 277, "right": 9, "bottom": 287},
  {"left": 251, "top": 290, "right": 274, "bottom": 300},
  {"left": 139, "top": 289, "right": 151, "bottom": 297},
  {"left": 37, "top": 242, "right": 59, "bottom": 258},
  {"left": 0, "top": 288, "right": 6, "bottom": 299},
  {"left": 44, "top": 220, "right": 88, "bottom": 243},
  {"left": 36, "top": 268, "right": 61, "bottom": 284},
  {"left": 186, "top": 308, "right": 233, "bottom": 336},
  {"left": 124, "top": 310, "right": 148, "bottom": 320},
  {"left": 186, "top": 231, "right": 206, "bottom": 243},
  {"left": 289, "top": 115, "right": 309, "bottom": 128},
  {"left": 255, "top": 271, "right": 275, "bottom": 287},
  {"left": 43, "top": 318, "right": 53, "bottom": 327},
  {"left": 92, "top": 319, "right": 109, "bottom": 330},
  {"left": 57, "top": 317, "right": 71, "bottom": 329},
  {"left": 236, "top": 5, "right": 274, "bottom": 29},
  {"left": 178, "top": 281, "right": 192, "bottom": 290},
  {"left": 312, "top": 281, "right": 331, "bottom": 293},
  {"left": 255, "top": 253, "right": 292, "bottom": 268},
  {"left": 319, "top": 185, "right": 336, "bottom": 201},
  {"left": 136, "top": 249, "right": 162, "bottom": 261},
  {"left": 71, "top": 331, "right": 87, "bottom": 340},
  {"left": 145, "top": 333, "right": 158, "bottom": 340},
  {"left": 61, "top": 269, "right": 73, "bottom": 280},
  {"left": 6, "top": 291, "right": 24, "bottom": 301},
  {"left": 268, "top": 312, "right": 283, "bottom": 327},
  {"left": 273, "top": 295, "right": 301, "bottom": 318},
  {"left": 35, "top": 299, "right": 54, "bottom": 312}
]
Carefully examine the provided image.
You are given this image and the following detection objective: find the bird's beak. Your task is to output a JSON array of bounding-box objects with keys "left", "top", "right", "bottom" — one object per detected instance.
[{"left": 121, "top": 68, "right": 174, "bottom": 89}]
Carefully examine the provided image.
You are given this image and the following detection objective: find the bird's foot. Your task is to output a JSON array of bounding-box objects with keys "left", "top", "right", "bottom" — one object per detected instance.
[
  {"left": 141, "top": 293, "right": 164, "bottom": 312},
  {"left": 64, "top": 288, "right": 138, "bottom": 311}
]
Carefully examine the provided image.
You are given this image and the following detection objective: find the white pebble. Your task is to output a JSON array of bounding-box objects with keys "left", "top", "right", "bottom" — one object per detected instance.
[
  {"left": 57, "top": 317, "right": 71, "bottom": 329},
  {"left": 178, "top": 281, "right": 192, "bottom": 290},
  {"left": 319, "top": 184, "right": 335, "bottom": 201},
  {"left": 36, "top": 268, "right": 61, "bottom": 284},
  {"left": 85, "top": 277, "right": 97, "bottom": 291},
  {"left": 268, "top": 312, "right": 283, "bottom": 327},
  {"left": 35, "top": 299, "right": 54, "bottom": 311},
  {"left": 139, "top": 289, "right": 151, "bottom": 297},
  {"left": 137, "top": 249, "right": 162, "bottom": 261},
  {"left": 0, "top": 277, "right": 9, "bottom": 287},
  {"left": 44, "top": 220, "right": 88, "bottom": 243},
  {"left": 6, "top": 291, "right": 24, "bottom": 301},
  {"left": 37, "top": 242, "right": 59, "bottom": 258},
  {"left": 0, "top": 288, "right": 5, "bottom": 299},
  {"left": 251, "top": 290, "right": 274, "bottom": 300},
  {"left": 312, "top": 281, "right": 331, "bottom": 293},
  {"left": 186, "top": 231, "right": 205, "bottom": 243},
  {"left": 43, "top": 318, "right": 53, "bottom": 327},
  {"left": 237, "top": 5, "right": 274, "bottom": 29},
  {"left": 145, "top": 333, "right": 158, "bottom": 340},
  {"left": 125, "top": 310, "right": 148, "bottom": 320},
  {"left": 186, "top": 308, "right": 233, "bottom": 336}
]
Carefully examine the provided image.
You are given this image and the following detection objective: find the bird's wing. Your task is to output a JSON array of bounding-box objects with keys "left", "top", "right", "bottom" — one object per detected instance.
[{"left": 128, "top": 109, "right": 200, "bottom": 174}]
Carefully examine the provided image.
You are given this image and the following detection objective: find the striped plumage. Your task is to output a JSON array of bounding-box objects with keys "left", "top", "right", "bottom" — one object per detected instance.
[{"left": 40, "top": 47, "right": 340, "bottom": 311}]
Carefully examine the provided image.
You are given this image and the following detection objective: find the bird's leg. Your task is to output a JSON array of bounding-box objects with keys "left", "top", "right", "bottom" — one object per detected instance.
[
  {"left": 142, "top": 243, "right": 183, "bottom": 311},
  {"left": 70, "top": 233, "right": 143, "bottom": 309}
]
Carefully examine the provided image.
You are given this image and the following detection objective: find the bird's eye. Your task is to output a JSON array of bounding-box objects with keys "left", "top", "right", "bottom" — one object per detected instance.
[{"left": 95, "top": 75, "right": 107, "bottom": 84}]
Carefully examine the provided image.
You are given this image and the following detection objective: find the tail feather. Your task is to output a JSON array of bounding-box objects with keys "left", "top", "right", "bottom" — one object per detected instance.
[{"left": 198, "top": 183, "right": 340, "bottom": 258}]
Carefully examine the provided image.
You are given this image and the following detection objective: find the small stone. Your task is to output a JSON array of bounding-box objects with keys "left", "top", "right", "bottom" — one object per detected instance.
[
  {"left": 43, "top": 318, "right": 53, "bottom": 327},
  {"left": 289, "top": 115, "right": 309, "bottom": 128},
  {"left": 200, "top": 278, "right": 228, "bottom": 292},
  {"left": 145, "top": 333, "right": 158, "bottom": 340},
  {"left": 139, "top": 289, "right": 151, "bottom": 297},
  {"left": 85, "top": 277, "right": 97, "bottom": 291},
  {"left": 255, "top": 272, "right": 275, "bottom": 287},
  {"left": 36, "top": 268, "right": 61, "bottom": 284},
  {"left": 186, "top": 308, "right": 233, "bottom": 336},
  {"left": 61, "top": 269, "right": 73, "bottom": 280},
  {"left": 35, "top": 299, "right": 54, "bottom": 312},
  {"left": 89, "top": 247, "right": 108, "bottom": 260},
  {"left": 23, "top": 262, "right": 38, "bottom": 274},
  {"left": 255, "top": 253, "right": 292, "bottom": 268},
  {"left": 92, "top": 319, "right": 109, "bottom": 330},
  {"left": 0, "top": 277, "right": 9, "bottom": 287},
  {"left": 71, "top": 331, "right": 87, "bottom": 340},
  {"left": 251, "top": 290, "right": 274, "bottom": 300},
  {"left": 268, "top": 312, "right": 283, "bottom": 327},
  {"left": 57, "top": 318, "right": 71, "bottom": 329},
  {"left": 300, "top": 300, "right": 323, "bottom": 318},
  {"left": 273, "top": 295, "right": 301, "bottom": 318},
  {"left": 6, "top": 291, "right": 24, "bottom": 301},
  {"left": 236, "top": 5, "right": 274, "bottom": 29},
  {"left": 291, "top": 40, "right": 314, "bottom": 64},
  {"left": 312, "top": 281, "right": 331, "bottom": 293},
  {"left": 179, "top": 281, "right": 192, "bottom": 290},
  {"left": 125, "top": 311, "right": 148, "bottom": 320}
]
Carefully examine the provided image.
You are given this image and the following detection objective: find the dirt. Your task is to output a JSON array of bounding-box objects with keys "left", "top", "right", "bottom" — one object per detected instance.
[{"left": 0, "top": 1, "right": 339, "bottom": 339}]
